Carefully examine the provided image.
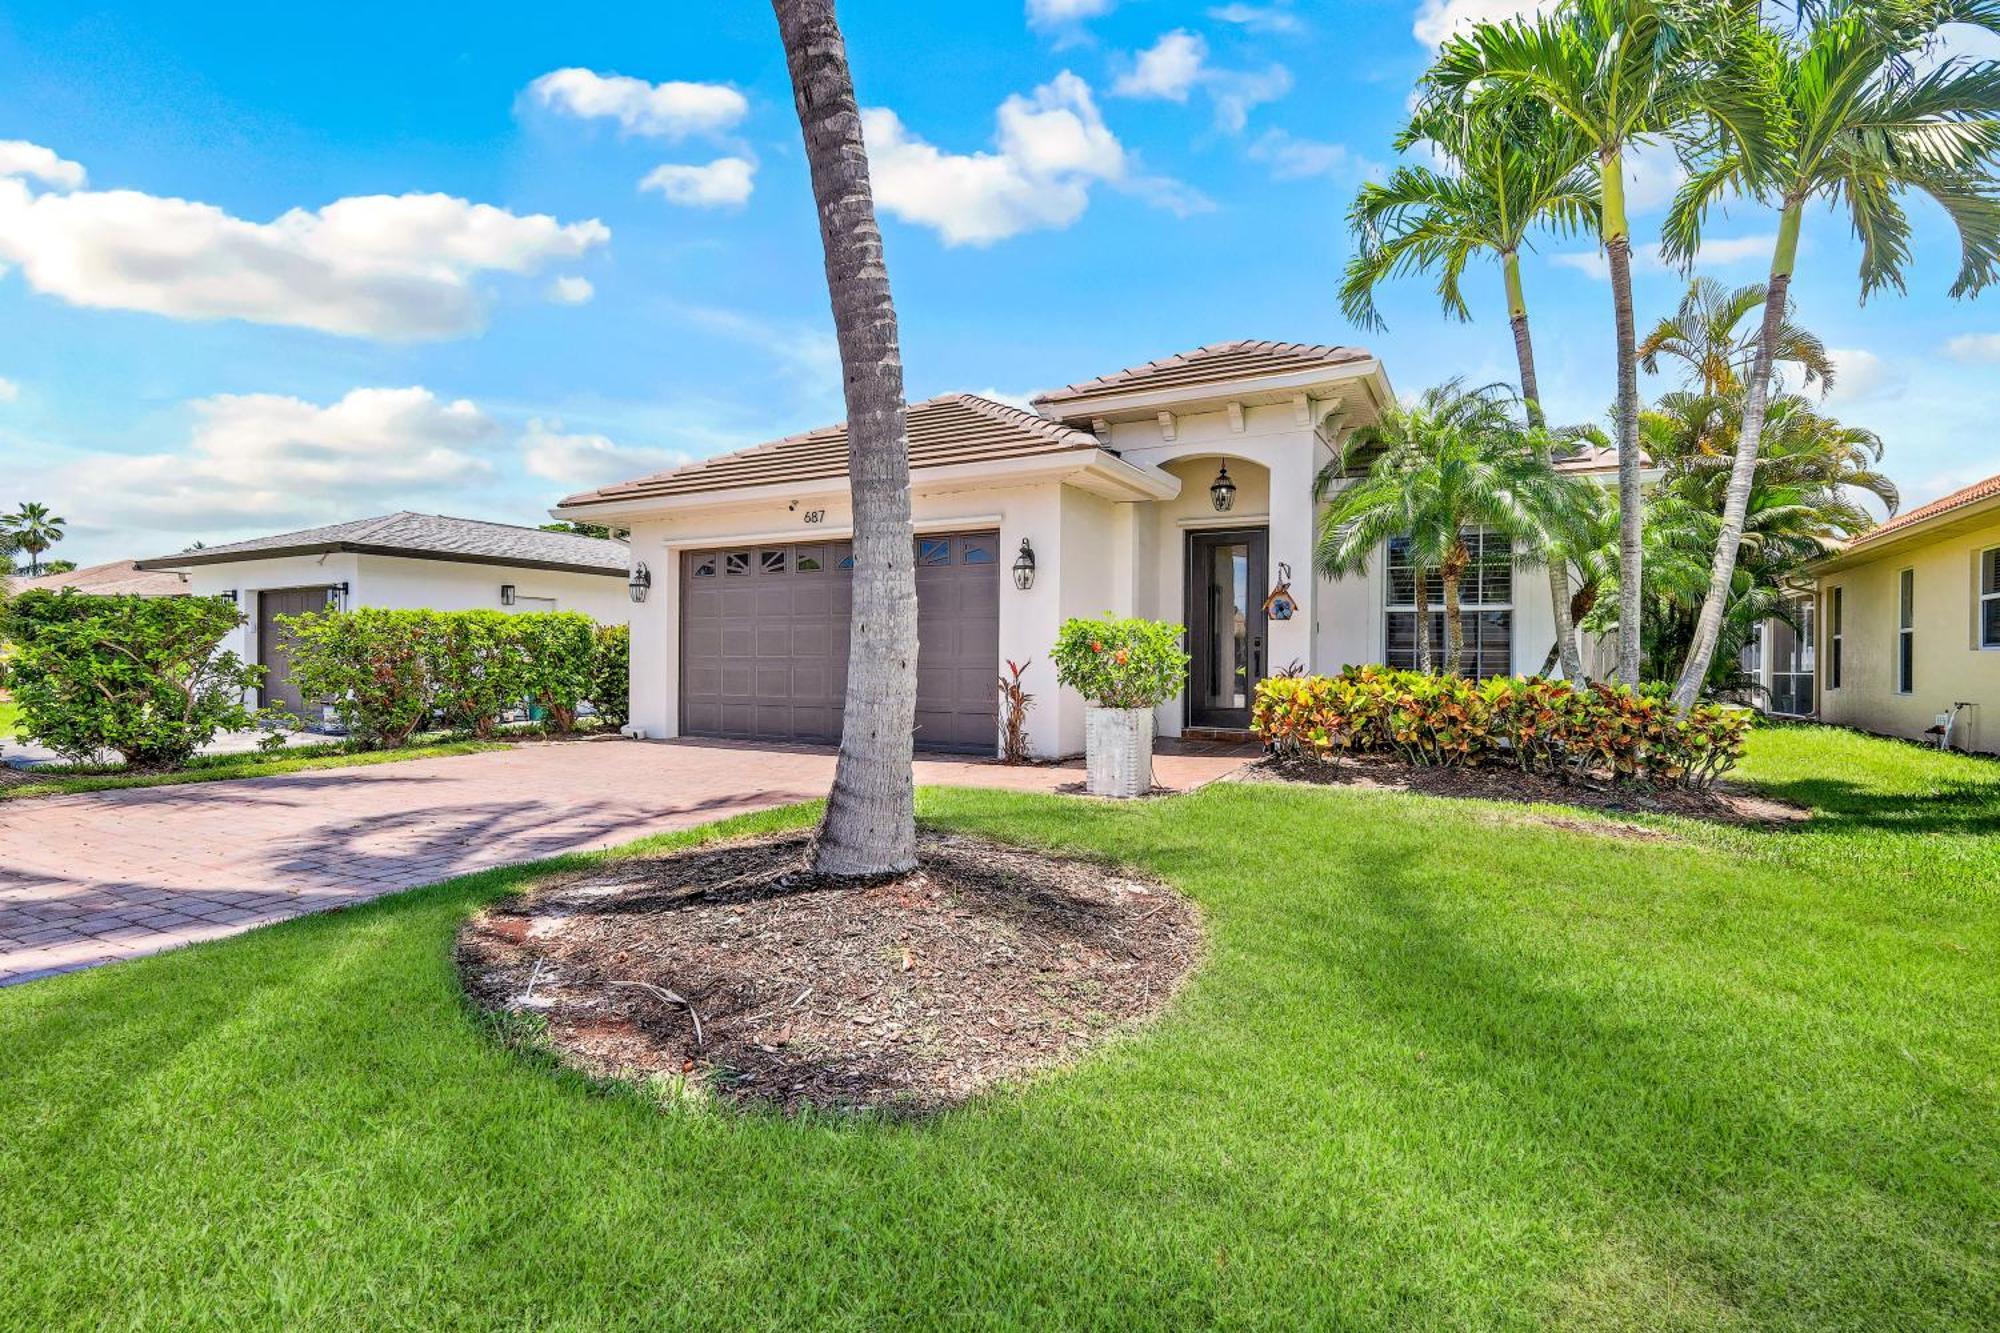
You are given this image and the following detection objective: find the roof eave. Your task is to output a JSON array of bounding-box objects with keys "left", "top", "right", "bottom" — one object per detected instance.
[
  {"left": 137, "top": 542, "right": 628, "bottom": 578},
  {"left": 1808, "top": 492, "right": 2000, "bottom": 574},
  {"left": 1034, "top": 358, "right": 1386, "bottom": 423},
  {"left": 554, "top": 446, "right": 1177, "bottom": 522}
]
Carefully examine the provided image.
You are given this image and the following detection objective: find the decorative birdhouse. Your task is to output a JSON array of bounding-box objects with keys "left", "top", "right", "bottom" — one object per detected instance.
[{"left": 1262, "top": 562, "right": 1298, "bottom": 621}]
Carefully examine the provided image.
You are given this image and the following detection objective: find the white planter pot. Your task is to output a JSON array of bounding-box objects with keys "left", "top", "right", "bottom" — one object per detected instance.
[{"left": 1085, "top": 705, "right": 1155, "bottom": 798}]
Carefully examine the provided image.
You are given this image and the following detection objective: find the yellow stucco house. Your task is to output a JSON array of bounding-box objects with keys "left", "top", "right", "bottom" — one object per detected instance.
[{"left": 1807, "top": 472, "right": 2000, "bottom": 755}]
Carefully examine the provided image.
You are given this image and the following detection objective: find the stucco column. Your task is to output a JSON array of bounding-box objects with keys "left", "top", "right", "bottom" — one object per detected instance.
[{"left": 1264, "top": 443, "right": 1318, "bottom": 676}]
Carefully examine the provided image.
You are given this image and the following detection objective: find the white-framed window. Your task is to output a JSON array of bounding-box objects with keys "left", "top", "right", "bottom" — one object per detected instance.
[
  {"left": 1896, "top": 568, "right": 1915, "bottom": 694},
  {"left": 1828, "top": 586, "right": 1842, "bottom": 690},
  {"left": 1980, "top": 547, "right": 2000, "bottom": 650},
  {"left": 1383, "top": 529, "right": 1513, "bottom": 679}
]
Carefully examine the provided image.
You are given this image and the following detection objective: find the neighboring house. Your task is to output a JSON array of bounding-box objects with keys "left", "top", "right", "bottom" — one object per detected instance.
[
  {"left": 136, "top": 513, "right": 633, "bottom": 722},
  {"left": 1795, "top": 472, "right": 2000, "bottom": 754},
  {"left": 11, "top": 559, "right": 189, "bottom": 597},
  {"left": 555, "top": 340, "right": 1621, "bottom": 758}
]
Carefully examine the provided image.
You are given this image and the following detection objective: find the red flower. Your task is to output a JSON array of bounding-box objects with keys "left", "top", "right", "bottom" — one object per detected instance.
[
  {"left": 1114, "top": 649, "right": 1129, "bottom": 664},
  {"left": 1091, "top": 641, "right": 1104, "bottom": 653}
]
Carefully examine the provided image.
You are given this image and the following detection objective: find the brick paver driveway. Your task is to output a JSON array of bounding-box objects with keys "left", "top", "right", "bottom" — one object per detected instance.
[{"left": 0, "top": 738, "right": 1251, "bottom": 985}]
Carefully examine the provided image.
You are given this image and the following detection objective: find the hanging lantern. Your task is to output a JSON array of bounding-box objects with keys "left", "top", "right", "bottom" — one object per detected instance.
[
  {"left": 1011, "top": 538, "right": 1037, "bottom": 591},
  {"left": 1210, "top": 464, "right": 1237, "bottom": 512},
  {"left": 500, "top": 584, "right": 517, "bottom": 607},
  {"left": 627, "top": 561, "right": 652, "bottom": 603}
]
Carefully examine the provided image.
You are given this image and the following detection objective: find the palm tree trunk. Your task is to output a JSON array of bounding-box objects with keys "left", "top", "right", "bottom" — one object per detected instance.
[
  {"left": 773, "top": 0, "right": 918, "bottom": 878},
  {"left": 1412, "top": 564, "right": 1434, "bottom": 673},
  {"left": 1670, "top": 200, "right": 1803, "bottom": 710},
  {"left": 1505, "top": 249, "right": 1585, "bottom": 684},
  {"left": 1602, "top": 150, "right": 1644, "bottom": 686}
]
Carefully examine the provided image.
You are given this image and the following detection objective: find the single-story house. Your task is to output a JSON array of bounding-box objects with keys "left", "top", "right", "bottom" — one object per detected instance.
[
  {"left": 11, "top": 559, "right": 189, "bottom": 597},
  {"left": 136, "top": 512, "right": 633, "bottom": 721},
  {"left": 554, "top": 340, "right": 1622, "bottom": 759},
  {"left": 1789, "top": 471, "right": 2000, "bottom": 754}
]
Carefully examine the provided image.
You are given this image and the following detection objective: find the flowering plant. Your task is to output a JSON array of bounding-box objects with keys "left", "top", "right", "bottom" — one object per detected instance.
[{"left": 1050, "top": 616, "right": 1189, "bottom": 710}]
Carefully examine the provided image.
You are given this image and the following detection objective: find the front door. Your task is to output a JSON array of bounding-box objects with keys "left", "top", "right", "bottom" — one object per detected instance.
[
  {"left": 258, "top": 586, "right": 333, "bottom": 722},
  {"left": 1186, "top": 528, "right": 1268, "bottom": 729}
]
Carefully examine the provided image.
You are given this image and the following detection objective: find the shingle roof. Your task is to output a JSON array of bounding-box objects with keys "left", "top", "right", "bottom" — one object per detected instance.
[
  {"left": 561, "top": 393, "right": 1104, "bottom": 507},
  {"left": 1031, "top": 340, "right": 1372, "bottom": 407},
  {"left": 135, "top": 513, "right": 630, "bottom": 575},
  {"left": 1841, "top": 471, "right": 2000, "bottom": 550},
  {"left": 12, "top": 559, "right": 188, "bottom": 597}
]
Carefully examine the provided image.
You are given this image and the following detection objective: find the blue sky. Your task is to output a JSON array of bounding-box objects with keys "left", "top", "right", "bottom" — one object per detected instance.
[{"left": 2, "top": 0, "right": 1995, "bottom": 566}]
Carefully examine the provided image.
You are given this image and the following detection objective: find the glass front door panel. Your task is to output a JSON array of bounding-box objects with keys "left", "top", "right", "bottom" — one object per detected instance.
[{"left": 1207, "top": 543, "right": 1249, "bottom": 711}]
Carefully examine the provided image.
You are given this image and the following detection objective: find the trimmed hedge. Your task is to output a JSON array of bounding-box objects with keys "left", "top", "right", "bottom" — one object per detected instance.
[
  {"left": 0, "top": 590, "right": 263, "bottom": 768},
  {"left": 278, "top": 608, "right": 626, "bottom": 748},
  {"left": 1252, "top": 665, "right": 1749, "bottom": 790},
  {"left": 1051, "top": 616, "right": 1190, "bottom": 710}
]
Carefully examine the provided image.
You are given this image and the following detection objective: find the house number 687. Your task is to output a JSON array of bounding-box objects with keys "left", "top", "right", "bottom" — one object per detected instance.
[{"left": 802, "top": 509, "right": 826, "bottom": 524}]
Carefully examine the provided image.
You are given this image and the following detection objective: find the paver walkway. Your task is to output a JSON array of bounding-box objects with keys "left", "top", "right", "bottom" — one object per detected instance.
[{"left": 0, "top": 737, "right": 1252, "bottom": 985}]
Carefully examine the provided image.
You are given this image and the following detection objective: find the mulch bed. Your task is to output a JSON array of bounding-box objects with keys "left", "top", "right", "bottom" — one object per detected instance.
[
  {"left": 457, "top": 831, "right": 1203, "bottom": 1116},
  {"left": 1246, "top": 753, "right": 1810, "bottom": 828}
]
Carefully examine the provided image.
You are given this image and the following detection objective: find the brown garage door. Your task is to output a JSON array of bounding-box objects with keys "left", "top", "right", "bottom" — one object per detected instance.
[
  {"left": 680, "top": 531, "right": 1000, "bottom": 753},
  {"left": 258, "top": 586, "right": 334, "bottom": 721}
]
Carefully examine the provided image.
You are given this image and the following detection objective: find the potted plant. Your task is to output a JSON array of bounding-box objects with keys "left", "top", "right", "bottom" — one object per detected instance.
[{"left": 1051, "top": 616, "right": 1190, "bottom": 798}]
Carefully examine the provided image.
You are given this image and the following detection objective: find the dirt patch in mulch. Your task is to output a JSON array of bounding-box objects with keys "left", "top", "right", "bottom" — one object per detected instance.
[
  {"left": 457, "top": 831, "right": 1203, "bottom": 1116},
  {"left": 1245, "top": 754, "right": 1810, "bottom": 829}
]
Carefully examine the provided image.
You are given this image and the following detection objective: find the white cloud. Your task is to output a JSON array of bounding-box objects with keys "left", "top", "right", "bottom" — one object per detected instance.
[
  {"left": 1208, "top": 4, "right": 1304, "bottom": 34},
  {"left": 46, "top": 388, "right": 501, "bottom": 531},
  {"left": 547, "top": 275, "right": 595, "bottom": 305},
  {"left": 527, "top": 68, "right": 748, "bottom": 140},
  {"left": 1551, "top": 232, "right": 1773, "bottom": 280},
  {"left": 1413, "top": 0, "right": 1554, "bottom": 46},
  {"left": 522, "top": 419, "right": 689, "bottom": 487},
  {"left": 1823, "top": 347, "right": 1902, "bottom": 403},
  {"left": 1621, "top": 140, "right": 1688, "bottom": 215},
  {"left": 1248, "top": 129, "right": 1356, "bottom": 180},
  {"left": 640, "top": 156, "right": 757, "bottom": 208},
  {"left": 1946, "top": 332, "right": 2000, "bottom": 363},
  {"left": 967, "top": 386, "right": 1037, "bottom": 411},
  {"left": 1208, "top": 66, "right": 1295, "bottom": 133},
  {"left": 682, "top": 306, "right": 842, "bottom": 397},
  {"left": 0, "top": 149, "right": 609, "bottom": 340},
  {"left": 1113, "top": 30, "right": 1291, "bottom": 131},
  {"left": 0, "top": 376, "right": 17, "bottom": 403},
  {"left": 1027, "top": 0, "right": 1115, "bottom": 28},
  {"left": 1115, "top": 31, "right": 1208, "bottom": 101},
  {"left": 0, "top": 140, "right": 85, "bottom": 191},
  {"left": 865, "top": 72, "right": 1196, "bottom": 246}
]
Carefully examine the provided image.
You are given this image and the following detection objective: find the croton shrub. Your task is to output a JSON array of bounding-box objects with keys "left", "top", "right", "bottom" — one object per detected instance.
[
  {"left": 0, "top": 589, "right": 263, "bottom": 768},
  {"left": 1252, "top": 665, "right": 1749, "bottom": 789}
]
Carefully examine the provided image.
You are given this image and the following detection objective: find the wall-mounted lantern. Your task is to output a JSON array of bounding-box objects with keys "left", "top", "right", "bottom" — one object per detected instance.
[
  {"left": 500, "top": 584, "right": 517, "bottom": 607},
  {"left": 325, "top": 582, "right": 351, "bottom": 610},
  {"left": 628, "top": 561, "right": 653, "bottom": 603},
  {"left": 1210, "top": 464, "right": 1237, "bottom": 513},
  {"left": 220, "top": 589, "right": 238, "bottom": 605},
  {"left": 1011, "top": 538, "right": 1037, "bottom": 591}
]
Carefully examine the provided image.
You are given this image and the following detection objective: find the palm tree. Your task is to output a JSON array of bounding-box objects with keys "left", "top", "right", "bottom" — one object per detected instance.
[
  {"left": 1428, "top": 0, "right": 1769, "bottom": 686},
  {"left": 1342, "top": 92, "right": 1599, "bottom": 680},
  {"left": 1315, "top": 381, "right": 1585, "bottom": 676},
  {"left": 2, "top": 502, "right": 66, "bottom": 577},
  {"left": 1662, "top": 0, "right": 2000, "bottom": 707},
  {"left": 772, "top": 0, "right": 919, "bottom": 878},
  {"left": 1639, "top": 275, "right": 1835, "bottom": 396}
]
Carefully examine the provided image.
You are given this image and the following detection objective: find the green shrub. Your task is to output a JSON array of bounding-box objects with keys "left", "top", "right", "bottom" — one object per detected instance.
[
  {"left": 426, "top": 611, "right": 528, "bottom": 739},
  {"left": 1051, "top": 616, "right": 1190, "bottom": 710},
  {"left": 589, "top": 623, "right": 630, "bottom": 728},
  {"left": 280, "top": 608, "right": 436, "bottom": 748},
  {"left": 513, "top": 612, "right": 598, "bottom": 733},
  {"left": 1253, "top": 666, "right": 1749, "bottom": 790},
  {"left": 0, "top": 590, "right": 263, "bottom": 768}
]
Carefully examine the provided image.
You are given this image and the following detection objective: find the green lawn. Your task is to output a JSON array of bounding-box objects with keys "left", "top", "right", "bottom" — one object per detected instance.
[
  {"left": 2, "top": 725, "right": 1994, "bottom": 1329},
  {"left": 0, "top": 699, "right": 20, "bottom": 739}
]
